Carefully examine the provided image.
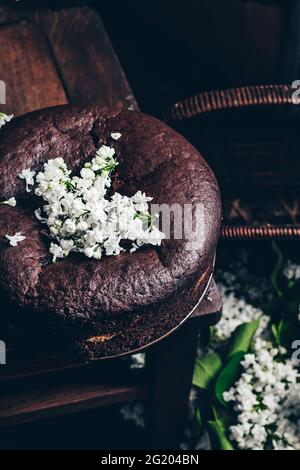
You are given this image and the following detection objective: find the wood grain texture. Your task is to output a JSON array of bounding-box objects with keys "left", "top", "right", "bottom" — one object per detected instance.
[
  {"left": 0, "top": 378, "right": 146, "bottom": 427},
  {"left": 0, "top": 351, "right": 87, "bottom": 385},
  {"left": 28, "top": 7, "right": 138, "bottom": 110},
  {"left": 0, "top": 22, "right": 68, "bottom": 116}
]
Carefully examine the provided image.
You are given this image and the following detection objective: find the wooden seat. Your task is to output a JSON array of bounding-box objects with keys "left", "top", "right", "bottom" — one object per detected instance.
[{"left": 0, "top": 4, "right": 221, "bottom": 449}]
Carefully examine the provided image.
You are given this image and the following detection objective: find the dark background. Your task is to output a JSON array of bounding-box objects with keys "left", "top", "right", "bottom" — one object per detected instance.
[
  {"left": 81, "top": 0, "right": 296, "bottom": 117},
  {"left": 5, "top": 0, "right": 300, "bottom": 118}
]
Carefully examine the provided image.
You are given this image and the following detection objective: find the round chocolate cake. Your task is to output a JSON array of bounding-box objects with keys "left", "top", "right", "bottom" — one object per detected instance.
[{"left": 0, "top": 105, "right": 221, "bottom": 358}]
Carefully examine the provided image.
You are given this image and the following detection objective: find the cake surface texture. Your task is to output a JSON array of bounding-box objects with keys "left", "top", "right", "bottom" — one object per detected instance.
[{"left": 0, "top": 105, "right": 221, "bottom": 357}]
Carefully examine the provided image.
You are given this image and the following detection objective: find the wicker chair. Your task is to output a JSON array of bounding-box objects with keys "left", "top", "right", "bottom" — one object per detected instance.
[{"left": 167, "top": 84, "right": 300, "bottom": 240}]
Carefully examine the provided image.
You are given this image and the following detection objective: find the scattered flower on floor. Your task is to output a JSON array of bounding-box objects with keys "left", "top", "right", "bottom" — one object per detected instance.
[{"left": 120, "top": 402, "right": 145, "bottom": 428}]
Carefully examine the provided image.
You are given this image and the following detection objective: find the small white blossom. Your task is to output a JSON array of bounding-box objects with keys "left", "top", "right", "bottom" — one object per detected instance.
[
  {"left": 111, "top": 132, "right": 122, "bottom": 140},
  {"left": 34, "top": 208, "right": 46, "bottom": 222},
  {"left": 130, "top": 352, "right": 145, "bottom": 369},
  {"left": 283, "top": 261, "right": 300, "bottom": 280},
  {"left": 0, "top": 113, "right": 13, "bottom": 129},
  {"left": 95, "top": 144, "right": 115, "bottom": 161},
  {"left": 5, "top": 232, "right": 26, "bottom": 246},
  {"left": 223, "top": 389, "right": 235, "bottom": 402},
  {"left": 49, "top": 243, "right": 64, "bottom": 262},
  {"left": 19, "top": 168, "right": 36, "bottom": 192},
  {"left": 0, "top": 197, "right": 16, "bottom": 207},
  {"left": 83, "top": 247, "right": 94, "bottom": 258},
  {"left": 132, "top": 191, "right": 153, "bottom": 212},
  {"left": 120, "top": 402, "right": 145, "bottom": 428}
]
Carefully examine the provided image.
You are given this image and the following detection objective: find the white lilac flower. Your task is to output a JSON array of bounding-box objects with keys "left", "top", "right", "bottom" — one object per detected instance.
[
  {"left": 49, "top": 243, "right": 65, "bottom": 262},
  {"left": 83, "top": 247, "right": 94, "bottom": 258},
  {"left": 5, "top": 232, "right": 26, "bottom": 247},
  {"left": 0, "top": 197, "right": 16, "bottom": 207},
  {"left": 132, "top": 191, "right": 153, "bottom": 212},
  {"left": 130, "top": 352, "right": 145, "bottom": 369},
  {"left": 212, "top": 288, "right": 269, "bottom": 345},
  {"left": 19, "top": 143, "right": 164, "bottom": 262},
  {"left": 120, "top": 402, "right": 145, "bottom": 428},
  {"left": 283, "top": 261, "right": 300, "bottom": 280},
  {"left": 19, "top": 168, "right": 36, "bottom": 192},
  {"left": 194, "top": 263, "right": 300, "bottom": 451},
  {"left": 0, "top": 113, "right": 13, "bottom": 129},
  {"left": 111, "top": 132, "right": 122, "bottom": 140},
  {"left": 93, "top": 145, "right": 117, "bottom": 172}
]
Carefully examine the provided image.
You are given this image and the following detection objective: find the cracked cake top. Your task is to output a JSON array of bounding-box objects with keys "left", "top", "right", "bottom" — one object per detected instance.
[{"left": 0, "top": 105, "right": 221, "bottom": 324}]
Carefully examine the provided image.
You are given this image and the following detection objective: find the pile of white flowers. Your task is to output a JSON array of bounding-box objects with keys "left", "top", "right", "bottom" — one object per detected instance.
[
  {"left": 16, "top": 139, "right": 164, "bottom": 261},
  {"left": 224, "top": 336, "right": 300, "bottom": 450},
  {"left": 215, "top": 263, "right": 300, "bottom": 451},
  {"left": 213, "top": 286, "right": 269, "bottom": 343},
  {"left": 191, "top": 261, "right": 300, "bottom": 451}
]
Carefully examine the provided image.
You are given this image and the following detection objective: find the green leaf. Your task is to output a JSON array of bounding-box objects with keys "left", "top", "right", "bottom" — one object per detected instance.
[
  {"left": 192, "top": 352, "right": 222, "bottom": 390},
  {"left": 271, "top": 241, "right": 284, "bottom": 297},
  {"left": 271, "top": 320, "right": 287, "bottom": 347},
  {"left": 215, "top": 351, "right": 245, "bottom": 407},
  {"left": 227, "top": 318, "right": 260, "bottom": 359},
  {"left": 206, "top": 408, "right": 234, "bottom": 450},
  {"left": 214, "top": 320, "right": 260, "bottom": 407},
  {"left": 272, "top": 319, "right": 295, "bottom": 349},
  {"left": 194, "top": 407, "right": 203, "bottom": 435}
]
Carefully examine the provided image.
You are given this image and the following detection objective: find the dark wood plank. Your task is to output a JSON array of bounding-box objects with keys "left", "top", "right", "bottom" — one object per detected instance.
[
  {"left": 0, "top": 352, "right": 87, "bottom": 384},
  {"left": 28, "top": 7, "right": 138, "bottom": 110},
  {"left": 190, "top": 278, "right": 222, "bottom": 323},
  {"left": 0, "top": 22, "right": 68, "bottom": 116},
  {"left": 0, "top": 379, "right": 146, "bottom": 427}
]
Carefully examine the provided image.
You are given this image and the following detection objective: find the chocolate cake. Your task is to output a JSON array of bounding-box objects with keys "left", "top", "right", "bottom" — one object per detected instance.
[{"left": 0, "top": 105, "right": 221, "bottom": 358}]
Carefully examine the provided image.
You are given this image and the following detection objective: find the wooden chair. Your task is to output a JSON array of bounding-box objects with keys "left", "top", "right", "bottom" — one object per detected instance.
[{"left": 0, "top": 4, "right": 221, "bottom": 449}]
